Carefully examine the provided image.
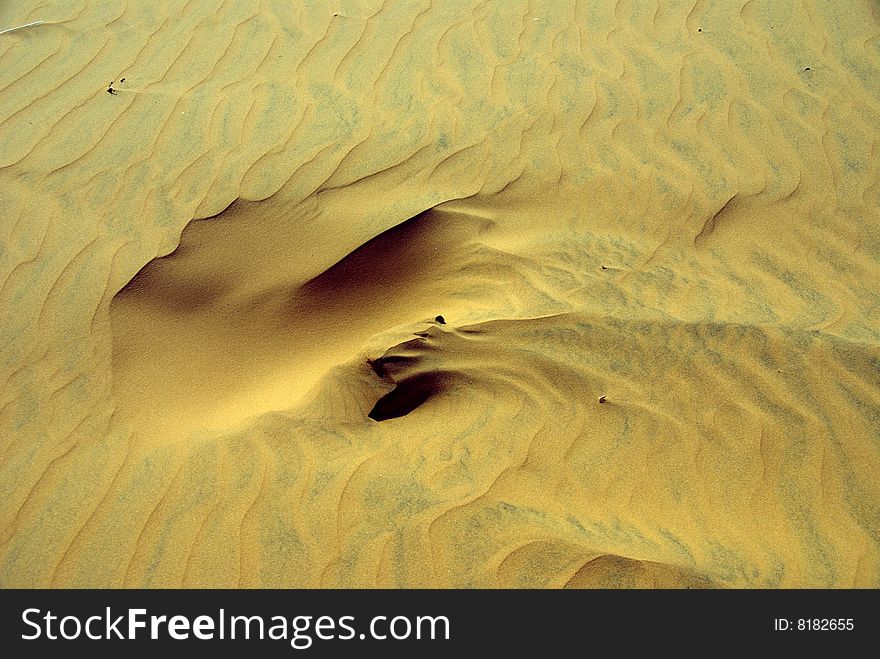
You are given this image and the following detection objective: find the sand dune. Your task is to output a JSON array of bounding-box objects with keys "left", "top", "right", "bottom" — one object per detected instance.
[{"left": 1, "top": 0, "right": 879, "bottom": 587}]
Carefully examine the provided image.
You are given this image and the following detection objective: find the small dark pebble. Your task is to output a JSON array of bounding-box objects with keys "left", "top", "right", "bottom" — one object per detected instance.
[
  {"left": 435, "top": 315, "right": 446, "bottom": 324},
  {"left": 600, "top": 265, "right": 608, "bottom": 270},
  {"left": 598, "top": 395, "right": 607, "bottom": 404},
  {"left": 804, "top": 67, "right": 810, "bottom": 71},
  {"left": 698, "top": 28, "right": 702, "bottom": 32},
  {"left": 120, "top": 77, "right": 126, "bottom": 82}
]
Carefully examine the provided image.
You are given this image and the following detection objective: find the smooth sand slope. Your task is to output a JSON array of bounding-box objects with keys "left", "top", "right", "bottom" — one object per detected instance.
[{"left": 1, "top": 0, "right": 880, "bottom": 587}]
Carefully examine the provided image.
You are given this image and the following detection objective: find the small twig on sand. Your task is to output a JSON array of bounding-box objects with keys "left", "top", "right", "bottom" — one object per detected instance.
[{"left": 0, "top": 20, "right": 45, "bottom": 36}]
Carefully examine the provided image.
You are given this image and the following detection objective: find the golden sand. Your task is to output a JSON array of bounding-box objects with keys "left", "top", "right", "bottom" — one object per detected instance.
[{"left": 1, "top": 0, "right": 879, "bottom": 587}]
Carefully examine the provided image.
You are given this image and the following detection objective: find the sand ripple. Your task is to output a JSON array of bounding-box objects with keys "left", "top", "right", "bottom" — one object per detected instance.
[{"left": 1, "top": 0, "right": 879, "bottom": 587}]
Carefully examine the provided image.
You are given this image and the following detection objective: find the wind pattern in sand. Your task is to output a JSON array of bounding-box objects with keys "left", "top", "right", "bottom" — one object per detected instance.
[{"left": 1, "top": 0, "right": 879, "bottom": 587}]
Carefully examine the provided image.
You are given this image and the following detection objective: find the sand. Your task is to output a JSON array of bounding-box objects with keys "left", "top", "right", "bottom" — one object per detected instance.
[{"left": 1, "top": 0, "right": 879, "bottom": 588}]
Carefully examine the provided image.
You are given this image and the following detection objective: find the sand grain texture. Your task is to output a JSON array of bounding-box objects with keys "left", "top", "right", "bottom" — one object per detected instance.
[{"left": 1, "top": 0, "right": 879, "bottom": 587}]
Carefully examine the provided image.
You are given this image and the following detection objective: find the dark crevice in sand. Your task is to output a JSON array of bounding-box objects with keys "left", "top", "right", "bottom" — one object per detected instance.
[{"left": 368, "top": 372, "right": 445, "bottom": 421}]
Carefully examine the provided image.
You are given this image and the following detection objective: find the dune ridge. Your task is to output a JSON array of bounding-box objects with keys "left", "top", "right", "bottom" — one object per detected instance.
[{"left": 1, "top": 0, "right": 879, "bottom": 587}]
